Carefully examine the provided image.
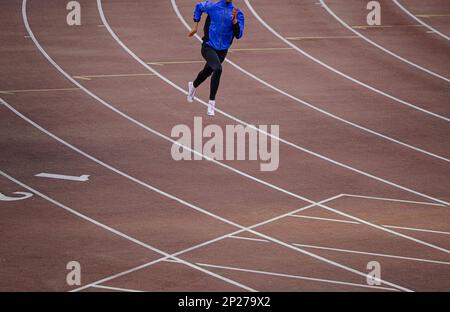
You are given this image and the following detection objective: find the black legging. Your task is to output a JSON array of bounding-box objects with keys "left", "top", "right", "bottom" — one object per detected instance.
[{"left": 193, "top": 43, "right": 228, "bottom": 101}]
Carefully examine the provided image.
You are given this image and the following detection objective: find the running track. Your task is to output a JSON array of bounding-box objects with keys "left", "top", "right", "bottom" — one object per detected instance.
[{"left": 0, "top": 0, "right": 449, "bottom": 291}]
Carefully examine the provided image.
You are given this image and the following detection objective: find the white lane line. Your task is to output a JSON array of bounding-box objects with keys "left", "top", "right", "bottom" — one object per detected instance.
[
  {"left": 289, "top": 214, "right": 450, "bottom": 236},
  {"left": 229, "top": 236, "right": 450, "bottom": 266},
  {"left": 54, "top": 0, "right": 450, "bottom": 254},
  {"left": 229, "top": 235, "right": 271, "bottom": 243},
  {"left": 384, "top": 225, "right": 450, "bottom": 236},
  {"left": 292, "top": 243, "right": 450, "bottom": 266},
  {"left": 243, "top": 0, "right": 450, "bottom": 122},
  {"left": 341, "top": 194, "right": 446, "bottom": 206},
  {"left": 289, "top": 214, "right": 360, "bottom": 224},
  {"left": 90, "top": 285, "right": 144, "bottom": 292},
  {"left": 0, "top": 169, "right": 254, "bottom": 292},
  {"left": 172, "top": 0, "right": 450, "bottom": 169},
  {"left": 319, "top": 0, "right": 450, "bottom": 82},
  {"left": 393, "top": 0, "right": 450, "bottom": 41},
  {"left": 195, "top": 262, "right": 399, "bottom": 291}
]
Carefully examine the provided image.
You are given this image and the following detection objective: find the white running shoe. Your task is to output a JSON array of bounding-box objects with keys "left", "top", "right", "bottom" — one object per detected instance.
[
  {"left": 207, "top": 100, "right": 215, "bottom": 116},
  {"left": 187, "top": 81, "right": 196, "bottom": 103}
]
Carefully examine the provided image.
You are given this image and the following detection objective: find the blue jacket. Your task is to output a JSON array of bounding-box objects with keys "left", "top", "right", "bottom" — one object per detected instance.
[{"left": 193, "top": 0, "right": 245, "bottom": 51}]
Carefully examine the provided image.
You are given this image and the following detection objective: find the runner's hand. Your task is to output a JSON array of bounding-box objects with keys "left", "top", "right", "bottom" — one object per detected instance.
[
  {"left": 188, "top": 28, "right": 197, "bottom": 37},
  {"left": 232, "top": 8, "right": 238, "bottom": 24}
]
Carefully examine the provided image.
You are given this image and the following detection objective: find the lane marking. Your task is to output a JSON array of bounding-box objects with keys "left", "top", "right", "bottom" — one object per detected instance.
[
  {"left": 286, "top": 35, "right": 359, "bottom": 40},
  {"left": 228, "top": 236, "right": 450, "bottom": 266},
  {"left": 73, "top": 73, "right": 155, "bottom": 80},
  {"left": 384, "top": 225, "right": 450, "bottom": 236},
  {"left": 0, "top": 191, "right": 33, "bottom": 201},
  {"left": 195, "top": 262, "right": 399, "bottom": 291},
  {"left": 0, "top": 168, "right": 255, "bottom": 292},
  {"left": 319, "top": 0, "right": 450, "bottom": 82},
  {"left": 90, "top": 285, "right": 143, "bottom": 292},
  {"left": 229, "top": 47, "right": 294, "bottom": 52},
  {"left": 289, "top": 215, "right": 450, "bottom": 236},
  {"left": 341, "top": 194, "right": 446, "bottom": 206},
  {"left": 416, "top": 14, "right": 450, "bottom": 18},
  {"left": 35, "top": 173, "right": 90, "bottom": 182},
  {"left": 292, "top": 243, "right": 450, "bottom": 266},
  {"left": 393, "top": 0, "right": 450, "bottom": 41},
  {"left": 0, "top": 88, "right": 79, "bottom": 95},
  {"left": 146, "top": 60, "right": 204, "bottom": 66},
  {"left": 352, "top": 24, "right": 423, "bottom": 29},
  {"left": 290, "top": 214, "right": 360, "bottom": 224},
  {"left": 243, "top": 0, "right": 450, "bottom": 122}
]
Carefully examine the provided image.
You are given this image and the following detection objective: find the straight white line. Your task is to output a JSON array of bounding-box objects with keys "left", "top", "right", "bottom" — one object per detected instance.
[
  {"left": 341, "top": 194, "right": 446, "bottom": 206},
  {"left": 319, "top": 0, "right": 450, "bottom": 82},
  {"left": 292, "top": 243, "right": 450, "bottom": 266},
  {"left": 230, "top": 236, "right": 450, "bottom": 265},
  {"left": 393, "top": 0, "right": 450, "bottom": 41},
  {"left": 91, "top": 285, "right": 144, "bottom": 292},
  {"left": 0, "top": 169, "right": 254, "bottom": 292},
  {"left": 289, "top": 214, "right": 360, "bottom": 224},
  {"left": 384, "top": 225, "right": 450, "bottom": 236},
  {"left": 229, "top": 235, "right": 271, "bottom": 243},
  {"left": 290, "top": 213, "right": 450, "bottom": 236},
  {"left": 243, "top": 0, "right": 450, "bottom": 122},
  {"left": 196, "top": 262, "right": 399, "bottom": 291}
]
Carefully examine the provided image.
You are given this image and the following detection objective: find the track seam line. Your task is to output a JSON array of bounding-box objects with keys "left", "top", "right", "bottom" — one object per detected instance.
[
  {"left": 319, "top": 0, "right": 450, "bottom": 82},
  {"left": 243, "top": 0, "right": 450, "bottom": 122},
  {"left": 392, "top": 0, "right": 450, "bottom": 41}
]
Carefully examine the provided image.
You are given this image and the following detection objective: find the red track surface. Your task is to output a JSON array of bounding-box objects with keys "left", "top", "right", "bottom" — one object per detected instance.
[{"left": 1, "top": 0, "right": 449, "bottom": 292}]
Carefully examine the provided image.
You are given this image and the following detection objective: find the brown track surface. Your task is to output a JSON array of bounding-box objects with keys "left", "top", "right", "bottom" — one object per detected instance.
[{"left": 1, "top": 0, "right": 449, "bottom": 292}]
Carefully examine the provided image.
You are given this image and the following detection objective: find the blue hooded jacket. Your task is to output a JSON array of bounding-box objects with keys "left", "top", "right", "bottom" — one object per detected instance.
[{"left": 193, "top": 0, "right": 245, "bottom": 51}]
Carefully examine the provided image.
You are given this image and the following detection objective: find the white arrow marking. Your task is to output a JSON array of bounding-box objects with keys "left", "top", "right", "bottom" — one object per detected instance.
[
  {"left": 0, "top": 191, "right": 33, "bottom": 201},
  {"left": 35, "top": 173, "right": 90, "bottom": 182}
]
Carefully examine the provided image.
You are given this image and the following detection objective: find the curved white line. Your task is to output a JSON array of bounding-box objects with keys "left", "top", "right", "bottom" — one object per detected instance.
[
  {"left": 243, "top": 0, "right": 450, "bottom": 122},
  {"left": 320, "top": 0, "right": 450, "bottom": 82},
  {"left": 393, "top": 0, "right": 450, "bottom": 41}
]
